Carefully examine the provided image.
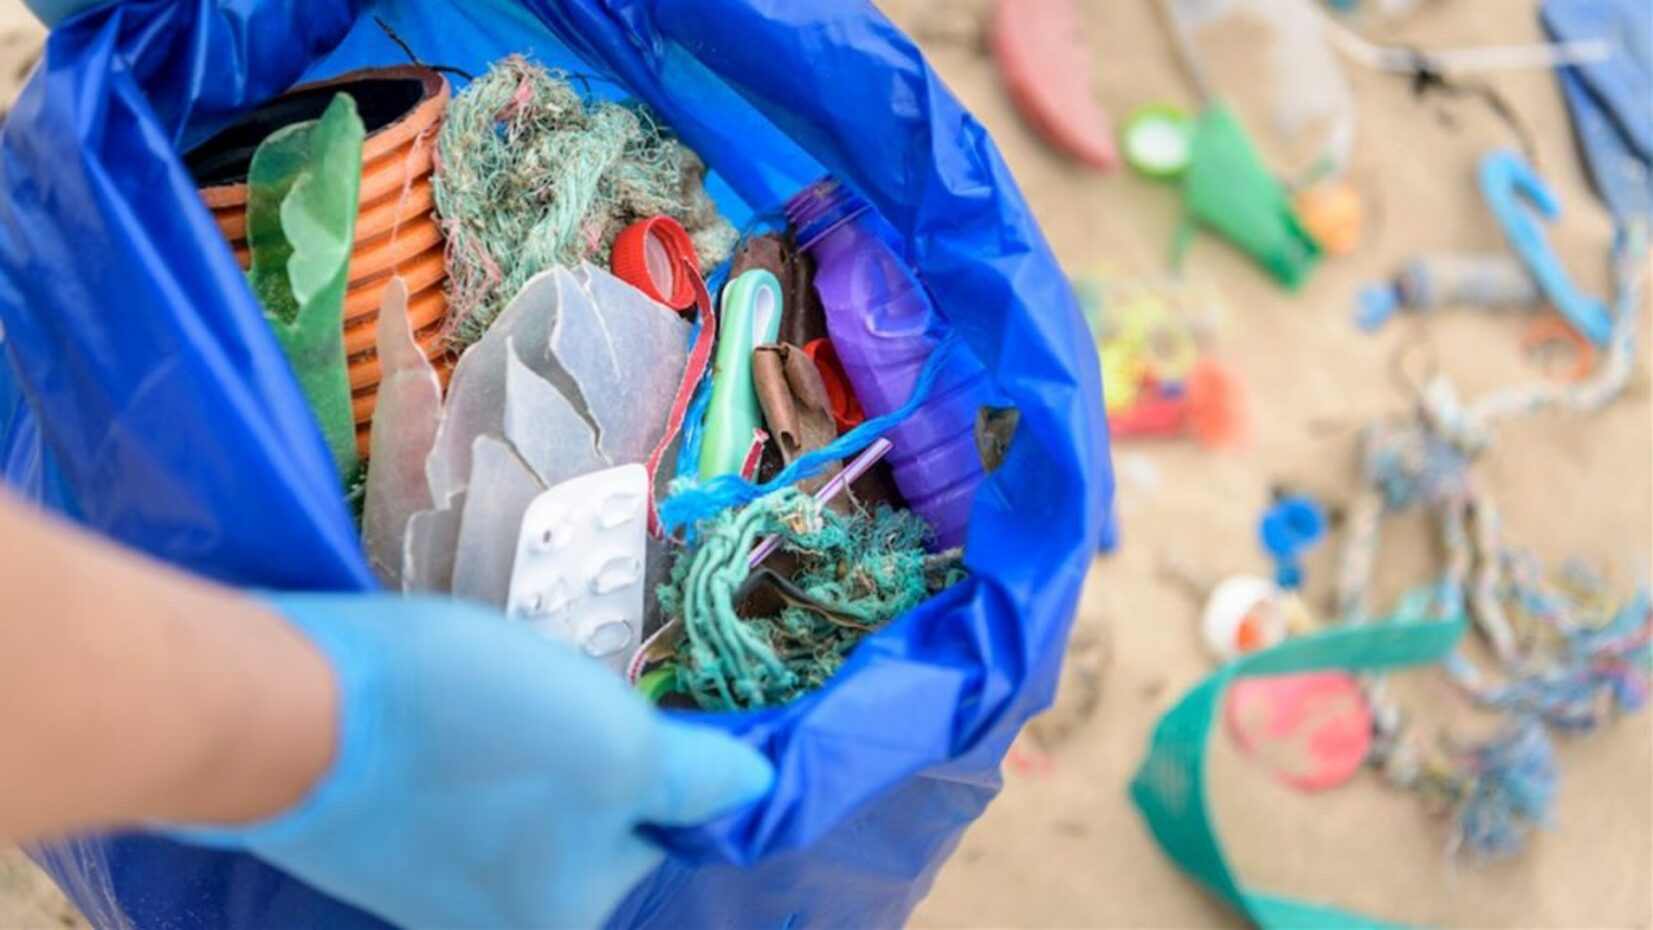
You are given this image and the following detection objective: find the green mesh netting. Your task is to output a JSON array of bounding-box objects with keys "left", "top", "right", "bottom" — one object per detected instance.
[
  {"left": 433, "top": 55, "right": 737, "bottom": 346},
  {"left": 658, "top": 488, "right": 967, "bottom": 711}
]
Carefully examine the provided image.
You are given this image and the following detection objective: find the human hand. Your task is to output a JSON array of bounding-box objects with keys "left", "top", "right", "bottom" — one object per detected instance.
[{"left": 172, "top": 593, "right": 772, "bottom": 930}]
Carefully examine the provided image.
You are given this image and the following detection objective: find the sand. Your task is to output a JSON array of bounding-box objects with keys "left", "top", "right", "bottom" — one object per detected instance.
[{"left": 1, "top": 0, "right": 1648, "bottom": 927}]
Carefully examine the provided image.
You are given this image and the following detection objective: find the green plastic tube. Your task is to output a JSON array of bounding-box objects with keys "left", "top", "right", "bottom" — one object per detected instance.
[{"left": 698, "top": 268, "right": 784, "bottom": 480}]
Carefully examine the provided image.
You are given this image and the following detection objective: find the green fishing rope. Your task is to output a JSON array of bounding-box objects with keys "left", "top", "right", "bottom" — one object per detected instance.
[
  {"left": 659, "top": 488, "right": 966, "bottom": 711},
  {"left": 433, "top": 55, "right": 737, "bottom": 346}
]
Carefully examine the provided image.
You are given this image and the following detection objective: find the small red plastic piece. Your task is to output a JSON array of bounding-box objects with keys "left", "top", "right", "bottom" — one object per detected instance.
[
  {"left": 991, "top": 0, "right": 1118, "bottom": 171},
  {"left": 611, "top": 216, "right": 699, "bottom": 310},
  {"left": 803, "top": 338, "right": 866, "bottom": 434}
]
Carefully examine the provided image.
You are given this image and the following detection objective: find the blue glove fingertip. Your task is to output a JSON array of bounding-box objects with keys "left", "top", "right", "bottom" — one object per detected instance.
[{"left": 643, "top": 723, "right": 774, "bottom": 827}]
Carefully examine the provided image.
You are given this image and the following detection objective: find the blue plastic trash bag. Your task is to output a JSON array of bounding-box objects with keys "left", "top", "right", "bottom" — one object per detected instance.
[{"left": 0, "top": 2, "right": 1111, "bottom": 927}]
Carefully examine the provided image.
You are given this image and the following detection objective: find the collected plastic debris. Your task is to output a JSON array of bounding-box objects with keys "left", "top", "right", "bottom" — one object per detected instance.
[
  {"left": 195, "top": 56, "right": 988, "bottom": 715},
  {"left": 434, "top": 56, "right": 736, "bottom": 347},
  {"left": 506, "top": 464, "right": 649, "bottom": 675},
  {"left": 407, "top": 262, "right": 688, "bottom": 627},
  {"left": 803, "top": 337, "right": 866, "bottom": 434},
  {"left": 990, "top": 0, "right": 1117, "bottom": 171},
  {"left": 745, "top": 439, "right": 894, "bottom": 573},
  {"left": 787, "top": 178, "right": 989, "bottom": 550},
  {"left": 655, "top": 486, "right": 966, "bottom": 711},
  {"left": 1356, "top": 251, "right": 1540, "bottom": 331},
  {"left": 451, "top": 434, "right": 547, "bottom": 606},
  {"left": 244, "top": 93, "right": 365, "bottom": 482},
  {"left": 729, "top": 232, "right": 828, "bottom": 348},
  {"left": 753, "top": 343, "right": 841, "bottom": 494}
]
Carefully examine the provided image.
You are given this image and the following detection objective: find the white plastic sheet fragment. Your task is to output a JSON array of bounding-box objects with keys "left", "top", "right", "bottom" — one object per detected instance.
[
  {"left": 561, "top": 263, "right": 691, "bottom": 464},
  {"left": 450, "top": 434, "right": 545, "bottom": 608},
  {"left": 504, "top": 334, "right": 607, "bottom": 488},
  {"left": 361, "top": 277, "right": 443, "bottom": 587},
  {"left": 424, "top": 271, "right": 562, "bottom": 506},
  {"left": 402, "top": 495, "right": 465, "bottom": 593}
]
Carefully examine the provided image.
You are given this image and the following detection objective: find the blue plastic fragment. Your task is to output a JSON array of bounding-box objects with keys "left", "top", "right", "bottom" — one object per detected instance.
[
  {"left": 1355, "top": 281, "right": 1402, "bottom": 331},
  {"left": 1259, "top": 494, "right": 1326, "bottom": 591},
  {"left": 1478, "top": 150, "right": 1613, "bottom": 346}
]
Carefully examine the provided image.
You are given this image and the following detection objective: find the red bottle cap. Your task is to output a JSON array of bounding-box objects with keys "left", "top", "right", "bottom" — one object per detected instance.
[
  {"left": 612, "top": 216, "right": 699, "bottom": 311},
  {"left": 803, "top": 338, "right": 866, "bottom": 434}
]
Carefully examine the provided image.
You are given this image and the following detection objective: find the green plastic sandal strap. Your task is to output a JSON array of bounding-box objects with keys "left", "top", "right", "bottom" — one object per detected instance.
[{"left": 1130, "top": 614, "right": 1467, "bottom": 929}]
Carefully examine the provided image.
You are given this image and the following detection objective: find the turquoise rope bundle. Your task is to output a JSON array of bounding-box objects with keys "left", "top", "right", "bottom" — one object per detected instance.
[
  {"left": 659, "top": 332, "right": 965, "bottom": 537},
  {"left": 433, "top": 56, "right": 737, "bottom": 346},
  {"left": 657, "top": 487, "right": 964, "bottom": 710}
]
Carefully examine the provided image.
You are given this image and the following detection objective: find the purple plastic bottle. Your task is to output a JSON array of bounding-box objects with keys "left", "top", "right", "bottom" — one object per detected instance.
[{"left": 786, "top": 178, "right": 989, "bottom": 550}]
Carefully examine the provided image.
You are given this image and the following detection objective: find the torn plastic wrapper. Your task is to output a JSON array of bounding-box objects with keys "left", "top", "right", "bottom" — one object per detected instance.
[
  {"left": 730, "top": 233, "right": 827, "bottom": 348},
  {"left": 753, "top": 342, "right": 840, "bottom": 496},
  {"left": 361, "top": 277, "right": 442, "bottom": 587}
]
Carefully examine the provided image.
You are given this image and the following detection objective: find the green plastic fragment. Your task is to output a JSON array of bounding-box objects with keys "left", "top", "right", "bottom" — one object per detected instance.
[
  {"left": 1180, "top": 103, "right": 1320, "bottom": 290},
  {"left": 1129, "top": 613, "right": 1466, "bottom": 929},
  {"left": 246, "top": 93, "right": 365, "bottom": 482},
  {"left": 636, "top": 666, "right": 680, "bottom": 704}
]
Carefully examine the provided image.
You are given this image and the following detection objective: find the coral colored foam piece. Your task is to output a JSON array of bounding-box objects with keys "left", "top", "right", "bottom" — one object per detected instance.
[
  {"left": 990, "top": 0, "right": 1117, "bottom": 171},
  {"left": 1223, "top": 672, "right": 1372, "bottom": 792},
  {"left": 1186, "top": 358, "right": 1248, "bottom": 449}
]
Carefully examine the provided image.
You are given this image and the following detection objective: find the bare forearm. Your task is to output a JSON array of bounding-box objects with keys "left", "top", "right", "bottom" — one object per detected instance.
[{"left": 0, "top": 492, "right": 336, "bottom": 843}]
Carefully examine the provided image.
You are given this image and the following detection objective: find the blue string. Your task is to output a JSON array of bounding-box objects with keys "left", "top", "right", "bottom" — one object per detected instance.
[
  {"left": 671, "top": 211, "right": 783, "bottom": 483},
  {"left": 674, "top": 370, "right": 714, "bottom": 479},
  {"left": 659, "top": 332, "right": 963, "bottom": 536}
]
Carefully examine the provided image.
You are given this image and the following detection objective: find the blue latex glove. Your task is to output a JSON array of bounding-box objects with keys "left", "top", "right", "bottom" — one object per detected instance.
[{"left": 171, "top": 593, "right": 773, "bottom": 930}]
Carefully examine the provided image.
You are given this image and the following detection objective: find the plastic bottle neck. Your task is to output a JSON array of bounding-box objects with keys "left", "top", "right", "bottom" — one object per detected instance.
[{"left": 785, "top": 177, "right": 871, "bottom": 253}]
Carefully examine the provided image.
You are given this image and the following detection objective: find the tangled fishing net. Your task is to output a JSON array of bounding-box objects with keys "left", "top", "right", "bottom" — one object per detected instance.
[
  {"left": 434, "top": 56, "right": 737, "bottom": 346},
  {"left": 658, "top": 488, "right": 967, "bottom": 711}
]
